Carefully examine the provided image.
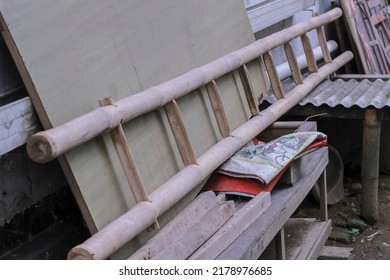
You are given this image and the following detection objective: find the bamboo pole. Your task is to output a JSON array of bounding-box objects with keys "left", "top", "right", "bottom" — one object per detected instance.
[
  {"left": 27, "top": 8, "right": 344, "bottom": 163},
  {"left": 67, "top": 51, "right": 353, "bottom": 260}
]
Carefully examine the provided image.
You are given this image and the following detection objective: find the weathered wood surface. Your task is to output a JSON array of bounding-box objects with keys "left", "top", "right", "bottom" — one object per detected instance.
[
  {"left": 152, "top": 201, "right": 235, "bottom": 260},
  {"left": 216, "top": 147, "right": 329, "bottom": 259},
  {"left": 0, "top": 0, "right": 266, "bottom": 258},
  {"left": 0, "top": 97, "right": 39, "bottom": 155},
  {"left": 189, "top": 192, "right": 271, "bottom": 260},
  {"left": 129, "top": 191, "right": 219, "bottom": 260},
  {"left": 284, "top": 218, "right": 331, "bottom": 260},
  {"left": 318, "top": 246, "right": 353, "bottom": 260},
  {"left": 259, "top": 218, "right": 331, "bottom": 260}
]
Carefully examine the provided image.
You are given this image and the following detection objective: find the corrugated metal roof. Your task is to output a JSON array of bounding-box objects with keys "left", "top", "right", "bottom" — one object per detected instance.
[{"left": 265, "top": 79, "right": 390, "bottom": 109}]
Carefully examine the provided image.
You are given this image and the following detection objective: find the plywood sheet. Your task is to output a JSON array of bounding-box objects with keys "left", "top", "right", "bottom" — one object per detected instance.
[{"left": 0, "top": 0, "right": 268, "bottom": 257}]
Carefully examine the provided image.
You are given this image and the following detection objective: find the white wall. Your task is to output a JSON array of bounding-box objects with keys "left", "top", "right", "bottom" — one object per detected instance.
[{"left": 252, "top": 0, "right": 334, "bottom": 65}]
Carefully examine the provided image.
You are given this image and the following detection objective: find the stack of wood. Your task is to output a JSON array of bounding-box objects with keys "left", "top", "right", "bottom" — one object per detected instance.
[
  {"left": 129, "top": 191, "right": 270, "bottom": 260},
  {"left": 341, "top": 0, "right": 390, "bottom": 74}
]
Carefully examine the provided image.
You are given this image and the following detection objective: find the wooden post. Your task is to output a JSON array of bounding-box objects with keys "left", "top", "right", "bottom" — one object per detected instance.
[
  {"left": 99, "top": 97, "right": 159, "bottom": 230},
  {"left": 263, "top": 51, "right": 285, "bottom": 99},
  {"left": 238, "top": 64, "right": 259, "bottom": 116},
  {"left": 275, "top": 227, "right": 286, "bottom": 260},
  {"left": 205, "top": 80, "right": 231, "bottom": 138},
  {"left": 164, "top": 100, "right": 197, "bottom": 166},
  {"left": 318, "top": 170, "right": 328, "bottom": 221},
  {"left": 361, "top": 108, "right": 381, "bottom": 224}
]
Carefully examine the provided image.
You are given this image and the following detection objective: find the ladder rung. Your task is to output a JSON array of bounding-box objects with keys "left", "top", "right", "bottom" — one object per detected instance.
[
  {"left": 263, "top": 51, "right": 285, "bottom": 99},
  {"left": 284, "top": 42, "right": 304, "bottom": 85},
  {"left": 301, "top": 33, "right": 318, "bottom": 73},
  {"left": 164, "top": 100, "right": 197, "bottom": 166},
  {"left": 238, "top": 64, "right": 260, "bottom": 116},
  {"left": 205, "top": 80, "right": 231, "bottom": 138}
]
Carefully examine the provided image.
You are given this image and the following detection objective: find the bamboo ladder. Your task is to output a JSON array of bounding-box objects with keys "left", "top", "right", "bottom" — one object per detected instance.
[{"left": 25, "top": 8, "right": 353, "bottom": 260}]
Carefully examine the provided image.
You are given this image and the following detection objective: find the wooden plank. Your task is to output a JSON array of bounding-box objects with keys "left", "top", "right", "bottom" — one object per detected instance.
[
  {"left": 188, "top": 192, "right": 271, "bottom": 260},
  {"left": 263, "top": 52, "right": 284, "bottom": 99},
  {"left": 0, "top": 97, "right": 39, "bottom": 155},
  {"left": 0, "top": 0, "right": 265, "bottom": 258},
  {"left": 129, "top": 191, "right": 219, "bottom": 260},
  {"left": 205, "top": 80, "right": 230, "bottom": 138},
  {"left": 318, "top": 246, "right": 353, "bottom": 260},
  {"left": 152, "top": 201, "right": 235, "bottom": 259},
  {"left": 257, "top": 121, "right": 317, "bottom": 142},
  {"left": 261, "top": 218, "right": 332, "bottom": 260},
  {"left": 216, "top": 147, "right": 329, "bottom": 259},
  {"left": 284, "top": 218, "right": 331, "bottom": 260},
  {"left": 164, "top": 100, "right": 197, "bottom": 166}
]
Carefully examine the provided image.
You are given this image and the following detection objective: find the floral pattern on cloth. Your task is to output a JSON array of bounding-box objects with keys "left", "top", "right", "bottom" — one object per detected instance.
[{"left": 217, "top": 132, "right": 327, "bottom": 185}]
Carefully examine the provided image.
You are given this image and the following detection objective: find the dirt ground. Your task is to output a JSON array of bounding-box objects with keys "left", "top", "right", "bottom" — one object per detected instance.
[
  {"left": 298, "top": 176, "right": 390, "bottom": 260},
  {"left": 325, "top": 176, "right": 390, "bottom": 260}
]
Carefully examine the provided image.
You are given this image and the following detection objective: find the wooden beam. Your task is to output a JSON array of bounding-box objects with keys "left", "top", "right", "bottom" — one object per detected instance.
[
  {"left": 164, "top": 100, "right": 197, "bottom": 166},
  {"left": 152, "top": 201, "right": 235, "bottom": 259},
  {"left": 205, "top": 80, "right": 230, "bottom": 138},
  {"left": 188, "top": 192, "right": 271, "bottom": 259},
  {"left": 318, "top": 246, "right": 353, "bottom": 260},
  {"left": 129, "top": 191, "right": 219, "bottom": 260},
  {"left": 263, "top": 51, "right": 285, "bottom": 99},
  {"left": 238, "top": 64, "right": 259, "bottom": 116}
]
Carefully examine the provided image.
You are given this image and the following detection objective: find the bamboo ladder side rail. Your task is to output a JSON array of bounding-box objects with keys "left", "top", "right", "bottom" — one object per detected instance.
[
  {"left": 27, "top": 8, "right": 344, "bottom": 164},
  {"left": 69, "top": 53, "right": 352, "bottom": 260},
  {"left": 63, "top": 9, "right": 353, "bottom": 260}
]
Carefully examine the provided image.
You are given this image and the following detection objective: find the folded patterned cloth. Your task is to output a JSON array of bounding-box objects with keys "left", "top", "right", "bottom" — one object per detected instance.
[{"left": 217, "top": 132, "right": 327, "bottom": 185}]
